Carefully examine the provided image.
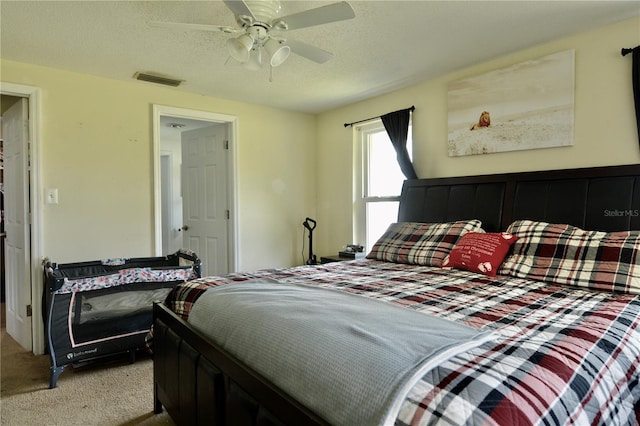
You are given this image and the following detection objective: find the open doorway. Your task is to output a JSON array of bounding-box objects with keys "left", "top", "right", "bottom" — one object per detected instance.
[
  {"left": 159, "top": 117, "right": 226, "bottom": 256},
  {"left": 2, "top": 94, "right": 32, "bottom": 352},
  {"left": 153, "top": 105, "right": 238, "bottom": 277},
  {"left": 0, "top": 97, "right": 23, "bottom": 303},
  {"left": 0, "top": 84, "right": 44, "bottom": 356},
  {"left": 0, "top": 97, "right": 18, "bottom": 336}
]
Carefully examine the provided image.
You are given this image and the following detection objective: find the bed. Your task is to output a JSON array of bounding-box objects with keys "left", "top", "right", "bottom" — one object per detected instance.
[
  {"left": 44, "top": 249, "right": 201, "bottom": 388},
  {"left": 153, "top": 164, "right": 640, "bottom": 425}
]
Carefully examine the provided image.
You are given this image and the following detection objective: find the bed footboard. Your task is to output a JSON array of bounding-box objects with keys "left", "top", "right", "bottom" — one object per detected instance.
[{"left": 153, "top": 303, "right": 328, "bottom": 426}]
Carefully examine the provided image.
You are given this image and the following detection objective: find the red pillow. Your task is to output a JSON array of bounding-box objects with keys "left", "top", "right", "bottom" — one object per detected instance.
[{"left": 442, "top": 232, "right": 518, "bottom": 276}]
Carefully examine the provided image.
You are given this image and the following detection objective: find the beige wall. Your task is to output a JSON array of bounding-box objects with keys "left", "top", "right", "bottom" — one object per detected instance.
[
  {"left": 316, "top": 17, "right": 640, "bottom": 256},
  {"left": 1, "top": 60, "right": 317, "bottom": 270}
]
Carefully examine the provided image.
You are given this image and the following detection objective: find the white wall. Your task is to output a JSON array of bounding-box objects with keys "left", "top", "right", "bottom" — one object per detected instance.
[
  {"left": 160, "top": 131, "right": 182, "bottom": 255},
  {"left": 315, "top": 17, "right": 640, "bottom": 256}
]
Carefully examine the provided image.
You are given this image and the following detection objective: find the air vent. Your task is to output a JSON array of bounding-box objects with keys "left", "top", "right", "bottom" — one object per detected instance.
[{"left": 133, "top": 72, "right": 184, "bottom": 87}]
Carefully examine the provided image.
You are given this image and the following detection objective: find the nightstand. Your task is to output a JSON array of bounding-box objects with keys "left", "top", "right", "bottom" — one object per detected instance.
[{"left": 320, "top": 255, "right": 358, "bottom": 264}]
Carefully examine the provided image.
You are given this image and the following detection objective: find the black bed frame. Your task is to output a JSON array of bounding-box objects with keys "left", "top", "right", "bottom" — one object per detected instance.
[{"left": 153, "top": 163, "right": 640, "bottom": 426}]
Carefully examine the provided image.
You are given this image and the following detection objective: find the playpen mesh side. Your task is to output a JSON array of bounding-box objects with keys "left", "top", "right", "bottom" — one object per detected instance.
[{"left": 44, "top": 250, "right": 201, "bottom": 388}]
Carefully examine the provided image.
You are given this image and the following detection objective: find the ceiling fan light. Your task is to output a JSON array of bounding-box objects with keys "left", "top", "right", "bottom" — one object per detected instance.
[
  {"left": 244, "top": 48, "right": 263, "bottom": 70},
  {"left": 227, "top": 34, "right": 254, "bottom": 62},
  {"left": 265, "top": 38, "right": 290, "bottom": 67}
]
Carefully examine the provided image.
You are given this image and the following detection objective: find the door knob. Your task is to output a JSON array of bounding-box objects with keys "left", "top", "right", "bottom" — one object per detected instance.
[{"left": 179, "top": 225, "right": 189, "bottom": 231}]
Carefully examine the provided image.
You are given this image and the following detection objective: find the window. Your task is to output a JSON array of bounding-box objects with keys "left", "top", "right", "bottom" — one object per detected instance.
[{"left": 355, "top": 121, "right": 412, "bottom": 252}]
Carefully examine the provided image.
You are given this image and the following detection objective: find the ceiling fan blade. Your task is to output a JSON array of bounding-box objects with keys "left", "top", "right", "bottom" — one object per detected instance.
[
  {"left": 286, "top": 39, "right": 333, "bottom": 64},
  {"left": 223, "top": 0, "right": 256, "bottom": 21},
  {"left": 149, "top": 21, "right": 237, "bottom": 33},
  {"left": 276, "top": 1, "right": 355, "bottom": 31}
]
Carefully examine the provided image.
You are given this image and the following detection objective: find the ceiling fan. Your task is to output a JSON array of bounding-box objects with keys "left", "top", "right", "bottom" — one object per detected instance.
[{"left": 150, "top": 0, "right": 355, "bottom": 71}]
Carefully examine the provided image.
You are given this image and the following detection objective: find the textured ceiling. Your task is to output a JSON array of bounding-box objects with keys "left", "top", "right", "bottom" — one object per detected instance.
[{"left": 2, "top": 1, "right": 639, "bottom": 113}]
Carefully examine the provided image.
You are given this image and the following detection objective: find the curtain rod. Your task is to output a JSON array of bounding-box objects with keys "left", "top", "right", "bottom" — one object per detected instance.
[
  {"left": 344, "top": 105, "right": 415, "bottom": 128},
  {"left": 622, "top": 46, "right": 639, "bottom": 56}
]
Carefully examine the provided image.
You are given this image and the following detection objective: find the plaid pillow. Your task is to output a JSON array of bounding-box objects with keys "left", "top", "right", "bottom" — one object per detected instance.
[
  {"left": 500, "top": 220, "right": 640, "bottom": 294},
  {"left": 367, "top": 220, "right": 483, "bottom": 266}
]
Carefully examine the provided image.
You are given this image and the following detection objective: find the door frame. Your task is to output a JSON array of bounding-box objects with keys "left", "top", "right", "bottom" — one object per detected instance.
[
  {"left": 1, "top": 82, "right": 44, "bottom": 355},
  {"left": 152, "top": 105, "right": 239, "bottom": 273}
]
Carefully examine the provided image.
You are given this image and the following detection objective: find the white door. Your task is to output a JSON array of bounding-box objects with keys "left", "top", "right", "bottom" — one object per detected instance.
[
  {"left": 3, "top": 98, "right": 32, "bottom": 350},
  {"left": 181, "top": 124, "right": 229, "bottom": 276}
]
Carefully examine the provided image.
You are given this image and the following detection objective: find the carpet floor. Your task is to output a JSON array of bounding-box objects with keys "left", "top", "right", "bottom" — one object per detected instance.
[{"left": 1, "top": 307, "right": 175, "bottom": 425}]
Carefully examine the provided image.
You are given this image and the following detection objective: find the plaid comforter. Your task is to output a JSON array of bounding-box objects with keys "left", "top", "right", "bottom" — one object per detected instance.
[{"left": 165, "top": 259, "right": 640, "bottom": 426}]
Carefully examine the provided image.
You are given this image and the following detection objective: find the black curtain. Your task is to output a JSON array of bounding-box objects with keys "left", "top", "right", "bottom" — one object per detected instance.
[
  {"left": 632, "top": 47, "right": 640, "bottom": 148},
  {"left": 380, "top": 108, "right": 418, "bottom": 179}
]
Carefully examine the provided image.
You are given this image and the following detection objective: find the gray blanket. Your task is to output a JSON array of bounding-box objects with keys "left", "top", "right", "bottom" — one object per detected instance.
[{"left": 188, "top": 280, "right": 498, "bottom": 425}]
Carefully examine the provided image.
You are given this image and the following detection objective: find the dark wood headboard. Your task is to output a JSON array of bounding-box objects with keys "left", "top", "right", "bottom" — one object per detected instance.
[{"left": 398, "top": 164, "right": 640, "bottom": 232}]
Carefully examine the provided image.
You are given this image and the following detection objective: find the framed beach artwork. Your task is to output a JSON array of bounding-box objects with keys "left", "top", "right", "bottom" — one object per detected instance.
[{"left": 448, "top": 49, "right": 575, "bottom": 157}]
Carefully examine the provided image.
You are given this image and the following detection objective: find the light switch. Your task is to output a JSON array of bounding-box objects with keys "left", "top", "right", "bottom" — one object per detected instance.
[{"left": 46, "top": 188, "right": 59, "bottom": 204}]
